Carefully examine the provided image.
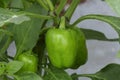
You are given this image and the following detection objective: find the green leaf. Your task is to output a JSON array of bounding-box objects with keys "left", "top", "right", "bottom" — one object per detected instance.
[
  {"left": 6, "top": 61, "right": 24, "bottom": 75},
  {"left": 0, "top": 29, "right": 13, "bottom": 37},
  {"left": 95, "top": 63, "right": 120, "bottom": 80},
  {"left": 33, "top": 35, "right": 46, "bottom": 75},
  {"left": 71, "top": 73, "right": 79, "bottom": 80},
  {"left": 0, "top": 0, "right": 11, "bottom": 8},
  {"left": 105, "top": 0, "right": 120, "bottom": 16},
  {"left": 0, "top": 37, "right": 12, "bottom": 62},
  {"left": 0, "top": 75, "right": 13, "bottom": 80},
  {"left": 43, "top": 66, "right": 72, "bottom": 80},
  {"left": 72, "top": 14, "right": 120, "bottom": 42},
  {"left": 0, "top": 8, "right": 30, "bottom": 27},
  {"left": 0, "top": 30, "right": 13, "bottom": 62},
  {"left": 80, "top": 28, "right": 118, "bottom": 41},
  {"left": 10, "top": 0, "right": 24, "bottom": 9},
  {"left": 0, "top": 31, "right": 6, "bottom": 43},
  {"left": 51, "top": 0, "right": 60, "bottom": 6},
  {"left": 89, "top": 63, "right": 120, "bottom": 80},
  {"left": 14, "top": 72, "right": 43, "bottom": 80},
  {"left": 11, "top": 4, "right": 47, "bottom": 58},
  {"left": 22, "top": 0, "right": 33, "bottom": 9},
  {"left": 13, "top": 17, "right": 44, "bottom": 58},
  {"left": 72, "top": 63, "right": 120, "bottom": 80},
  {"left": 0, "top": 62, "right": 7, "bottom": 75}
]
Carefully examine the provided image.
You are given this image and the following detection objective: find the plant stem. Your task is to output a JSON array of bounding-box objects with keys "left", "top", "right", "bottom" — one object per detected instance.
[
  {"left": 39, "top": 27, "right": 51, "bottom": 35},
  {"left": 65, "top": 0, "right": 80, "bottom": 20},
  {"left": 24, "top": 12, "right": 53, "bottom": 19},
  {"left": 55, "top": 0, "right": 67, "bottom": 16},
  {"left": 71, "top": 14, "right": 112, "bottom": 26},
  {"left": 46, "top": 0, "right": 54, "bottom": 11},
  {"left": 41, "top": 20, "right": 48, "bottom": 29},
  {"left": 59, "top": 16, "right": 65, "bottom": 29},
  {"left": 37, "top": 0, "right": 49, "bottom": 10}
]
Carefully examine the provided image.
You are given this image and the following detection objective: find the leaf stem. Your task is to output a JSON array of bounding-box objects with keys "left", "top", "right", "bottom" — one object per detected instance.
[
  {"left": 40, "top": 27, "right": 51, "bottom": 35},
  {"left": 71, "top": 14, "right": 117, "bottom": 26},
  {"left": 65, "top": 0, "right": 80, "bottom": 20},
  {"left": 37, "top": 0, "right": 49, "bottom": 11},
  {"left": 55, "top": 0, "right": 67, "bottom": 16},
  {"left": 24, "top": 12, "right": 53, "bottom": 19},
  {"left": 59, "top": 16, "right": 65, "bottom": 29},
  {"left": 46, "top": 0, "right": 54, "bottom": 11},
  {"left": 71, "top": 15, "right": 96, "bottom": 26}
]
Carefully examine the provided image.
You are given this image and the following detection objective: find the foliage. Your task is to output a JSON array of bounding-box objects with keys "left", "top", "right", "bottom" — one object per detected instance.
[{"left": 0, "top": 0, "right": 119, "bottom": 80}]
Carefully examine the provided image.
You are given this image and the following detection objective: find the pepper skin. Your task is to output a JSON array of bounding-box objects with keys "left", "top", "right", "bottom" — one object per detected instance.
[
  {"left": 16, "top": 51, "right": 38, "bottom": 72},
  {"left": 45, "top": 27, "right": 88, "bottom": 69}
]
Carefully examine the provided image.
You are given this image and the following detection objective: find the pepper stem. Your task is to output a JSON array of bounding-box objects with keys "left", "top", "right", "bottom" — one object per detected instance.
[{"left": 59, "top": 16, "right": 66, "bottom": 29}]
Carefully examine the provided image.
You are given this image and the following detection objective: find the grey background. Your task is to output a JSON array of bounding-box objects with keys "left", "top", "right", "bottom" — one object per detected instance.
[{"left": 7, "top": 0, "right": 120, "bottom": 80}]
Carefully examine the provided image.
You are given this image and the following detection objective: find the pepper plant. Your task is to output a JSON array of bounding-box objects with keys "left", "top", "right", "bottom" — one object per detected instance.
[{"left": 0, "top": 0, "right": 120, "bottom": 80}]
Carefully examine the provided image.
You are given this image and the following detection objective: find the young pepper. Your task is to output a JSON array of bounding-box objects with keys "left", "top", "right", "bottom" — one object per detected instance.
[{"left": 16, "top": 50, "right": 38, "bottom": 72}]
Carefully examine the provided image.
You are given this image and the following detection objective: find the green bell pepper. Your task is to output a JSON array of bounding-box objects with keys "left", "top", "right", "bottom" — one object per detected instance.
[
  {"left": 45, "top": 26, "right": 88, "bottom": 69},
  {"left": 16, "top": 50, "right": 38, "bottom": 72}
]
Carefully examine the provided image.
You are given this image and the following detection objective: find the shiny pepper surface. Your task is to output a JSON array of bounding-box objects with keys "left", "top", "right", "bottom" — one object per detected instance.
[
  {"left": 45, "top": 27, "right": 88, "bottom": 69},
  {"left": 16, "top": 51, "right": 38, "bottom": 72}
]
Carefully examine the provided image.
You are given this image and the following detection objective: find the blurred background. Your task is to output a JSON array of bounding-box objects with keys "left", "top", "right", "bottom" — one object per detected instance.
[{"left": 7, "top": 0, "right": 120, "bottom": 80}]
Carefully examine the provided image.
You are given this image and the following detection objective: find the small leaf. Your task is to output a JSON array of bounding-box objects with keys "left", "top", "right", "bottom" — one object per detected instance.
[
  {"left": 6, "top": 61, "right": 24, "bottom": 75},
  {"left": 43, "top": 66, "right": 72, "bottom": 80},
  {"left": 74, "top": 63, "right": 120, "bottom": 80},
  {"left": 72, "top": 14, "right": 120, "bottom": 42},
  {"left": 0, "top": 8, "right": 30, "bottom": 27},
  {"left": 14, "top": 72, "right": 43, "bottom": 80},
  {"left": 95, "top": 63, "right": 120, "bottom": 80},
  {"left": 0, "top": 62, "right": 7, "bottom": 75},
  {"left": 81, "top": 28, "right": 118, "bottom": 41}
]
